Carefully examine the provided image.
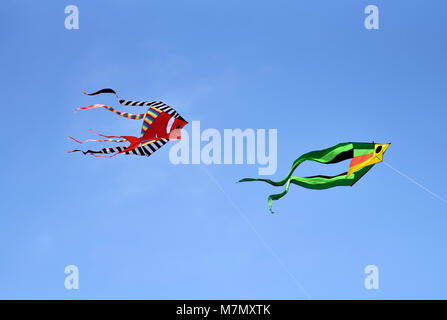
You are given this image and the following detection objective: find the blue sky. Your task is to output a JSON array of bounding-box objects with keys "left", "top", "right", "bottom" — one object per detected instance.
[{"left": 0, "top": 0, "right": 446, "bottom": 299}]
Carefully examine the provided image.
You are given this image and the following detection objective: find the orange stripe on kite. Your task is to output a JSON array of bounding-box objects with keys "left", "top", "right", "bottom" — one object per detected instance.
[{"left": 349, "top": 152, "right": 373, "bottom": 168}]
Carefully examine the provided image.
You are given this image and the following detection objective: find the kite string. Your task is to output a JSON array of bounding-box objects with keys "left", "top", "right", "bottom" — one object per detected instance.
[
  {"left": 383, "top": 161, "right": 447, "bottom": 206},
  {"left": 201, "top": 165, "right": 311, "bottom": 299}
]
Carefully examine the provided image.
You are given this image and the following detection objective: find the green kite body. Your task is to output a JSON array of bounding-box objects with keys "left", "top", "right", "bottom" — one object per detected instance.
[{"left": 239, "top": 142, "right": 390, "bottom": 213}]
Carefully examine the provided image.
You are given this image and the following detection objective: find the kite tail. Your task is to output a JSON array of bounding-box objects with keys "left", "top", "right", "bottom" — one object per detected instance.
[
  {"left": 87, "top": 130, "right": 142, "bottom": 155},
  {"left": 68, "top": 128, "right": 171, "bottom": 157},
  {"left": 265, "top": 166, "right": 375, "bottom": 213},
  {"left": 82, "top": 88, "right": 157, "bottom": 107},
  {"left": 74, "top": 104, "right": 145, "bottom": 120},
  {"left": 266, "top": 175, "right": 345, "bottom": 213},
  {"left": 68, "top": 137, "right": 127, "bottom": 144},
  {"left": 68, "top": 129, "right": 130, "bottom": 144},
  {"left": 81, "top": 88, "right": 184, "bottom": 120},
  {"left": 267, "top": 180, "right": 291, "bottom": 213},
  {"left": 82, "top": 88, "right": 121, "bottom": 100},
  {"left": 68, "top": 128, "right": 143, "bottom": 156},
  {"left": 238, "top": 142, "right": 355, "bottom": 186},
  {"left": 68, "top": 149, "right": 112, "bottom": 158}
]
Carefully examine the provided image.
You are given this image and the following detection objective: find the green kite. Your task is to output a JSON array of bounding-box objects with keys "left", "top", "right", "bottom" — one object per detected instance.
[{"left": 239, "top": 142, "right": 390, "bottom": 213}]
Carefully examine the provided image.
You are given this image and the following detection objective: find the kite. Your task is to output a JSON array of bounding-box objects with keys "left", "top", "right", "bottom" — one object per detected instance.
[
  {"left": 239, "top": 142, "right": 390, "bottom": 213},
  {"left": 69, "top": 88, "right": 188, "bottom": 158}
]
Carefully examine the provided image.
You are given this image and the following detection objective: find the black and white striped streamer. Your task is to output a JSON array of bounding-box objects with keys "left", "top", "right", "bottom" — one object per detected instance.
[
  {"left": 71, "top": 139, "right": 169, "bottom": 157},
  {"left": 83, "top": 88, "right": 186, "bottom": 122}
]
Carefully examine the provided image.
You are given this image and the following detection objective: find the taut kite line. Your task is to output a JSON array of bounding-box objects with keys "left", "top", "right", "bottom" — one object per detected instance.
[
  {"left": 69, "top": 88, "right": 188, "bottom": 157},
  {"left": 239, "top": 142, "right": 390, "bottom": 213}
]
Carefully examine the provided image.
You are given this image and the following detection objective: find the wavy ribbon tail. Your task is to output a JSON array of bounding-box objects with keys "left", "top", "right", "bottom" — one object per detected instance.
[
  {"left": 238, "top": 177, "right": 285, "bottom": 187},
  {"left": 68, "top": 128, "right": 142, "bottom": 157},
  {"left": 81, "top": 88, "right": 133, "bottom": 107},
  {"left": 74, "top": 104, "right": 105, "bottom": 112},
  {"left": 68, "top": 136, "right": 85, "bottom": 144},
  {"left": 68, "top": 137, "right": 127, "bottom": 144},
  {"left": 68, "top": 130, "right": 128, "bottom": 144},
  {"left": 82, "top": 88, "right": 120, "bottom": 99},
  {"left": 88, "top": 129, "right": 122, "bottom": 139},
  {"left": 68, "top": 149, "right": 110, "bottom": 158},
  {"left": 267, "top": 180, "right": 291, "bottom": 214}
]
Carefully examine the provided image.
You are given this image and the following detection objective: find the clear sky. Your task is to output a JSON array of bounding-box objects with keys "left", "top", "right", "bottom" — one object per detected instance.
[{"left": 1, "top": 0, "right": 446, "bottom": 299}]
